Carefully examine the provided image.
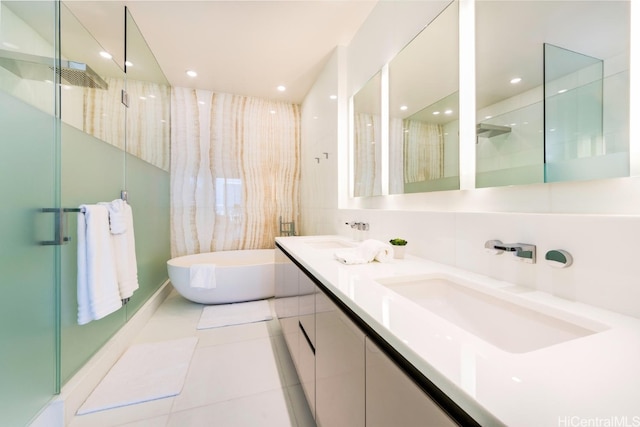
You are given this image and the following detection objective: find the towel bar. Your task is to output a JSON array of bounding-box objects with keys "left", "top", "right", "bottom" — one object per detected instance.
[{"left": 40, "top": 207, "right": 80, "bottom": 245}]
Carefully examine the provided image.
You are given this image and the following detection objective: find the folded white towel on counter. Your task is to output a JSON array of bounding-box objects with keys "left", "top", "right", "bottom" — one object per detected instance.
[
  {"left": 334, "top": 239, "right": 394, "bottom": 265},
  {"left": 359, "top": 239, "right": 394, "bottom": 263},
  {"left": 334, "top": 249, "right": 368, "bottom": 265},
  {"left": 112, "top": 201, "right": 139, "bottom": 299},
  {"left": 99, "top": 199, "right": 127, "bottom": 235},
  {"left": 190, "top": 264, "right": 217, "bottom": 289},
  {"left": 77, "top": 205, "right": 123, "bottom": 325}
]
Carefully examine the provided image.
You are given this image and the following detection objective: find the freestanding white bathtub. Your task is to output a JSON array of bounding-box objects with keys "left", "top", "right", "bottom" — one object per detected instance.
[{"left": 167, "top": 249, "right": 275, "bottom": 304}]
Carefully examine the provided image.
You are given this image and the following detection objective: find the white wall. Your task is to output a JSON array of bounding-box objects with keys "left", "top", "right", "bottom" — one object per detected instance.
[{"left": 299, "top": 0, "right": 640, "bottom": 319}]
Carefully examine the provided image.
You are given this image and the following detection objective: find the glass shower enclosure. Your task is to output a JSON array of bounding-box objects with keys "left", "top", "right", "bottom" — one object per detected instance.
[
  {"left": 0, "top": 2, "right": 171, "bottom": 424},
  {"left": 0, "top": 1, "right": 61, "bottom": 425}
]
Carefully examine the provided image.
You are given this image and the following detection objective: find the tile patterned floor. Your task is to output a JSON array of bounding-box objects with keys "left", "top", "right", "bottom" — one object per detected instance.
[{"left": 69, "top": 292, "right": 315, "bottom": 427}]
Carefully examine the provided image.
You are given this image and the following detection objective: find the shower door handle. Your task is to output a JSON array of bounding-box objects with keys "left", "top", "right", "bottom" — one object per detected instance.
[{"left": 40, "top": 208, "right": 76, "bottom": 245}]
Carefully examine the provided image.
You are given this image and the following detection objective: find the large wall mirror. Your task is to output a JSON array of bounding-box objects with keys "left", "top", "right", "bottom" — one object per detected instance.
[
  {"left": 476, "top": 1, "right": 630, "bottom": 188},
  {"left": 389, "top": 0, "right": 459, "bottom": 194}
]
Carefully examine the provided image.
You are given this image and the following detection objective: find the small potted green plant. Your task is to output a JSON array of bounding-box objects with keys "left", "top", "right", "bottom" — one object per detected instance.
[{"left": 389, "top": 238, "right": 408, "bottom": 259}]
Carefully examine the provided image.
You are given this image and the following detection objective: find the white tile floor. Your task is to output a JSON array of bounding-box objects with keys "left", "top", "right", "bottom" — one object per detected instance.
[{"left": 69, "top": 291, "right": 315, "bottom": 427}]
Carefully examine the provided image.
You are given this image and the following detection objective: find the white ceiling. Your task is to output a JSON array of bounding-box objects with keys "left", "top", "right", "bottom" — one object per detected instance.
[{"left": 65, "top": 0, "right": 377, "bottom": 104}]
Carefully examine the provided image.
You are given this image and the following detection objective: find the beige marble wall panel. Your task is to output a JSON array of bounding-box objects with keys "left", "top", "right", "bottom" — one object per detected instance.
[
  {"left": 403, "top": 120, "right": 444, "bottom": 183},
  {"left": 125, "top": 79, "right": 171, "bottom": 171},
  {"left": 84, "top": 77, "right": 171, "bottom": 171},
  {"left": 171, "top": 87, "right": 300, "bottom": 257},
  {"left": 83, "top": 77, "right": 126, "bottom": 151},
  {"left": 354, "top": 112, "right": 381, "bottom": 197}
]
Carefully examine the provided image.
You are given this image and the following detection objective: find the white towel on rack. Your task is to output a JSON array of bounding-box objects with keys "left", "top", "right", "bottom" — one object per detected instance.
[
  {"left": 190, "top": 264, "right": 217, "bottom": 289},
  {"left": 334, "top": 239, "right": 394, "bottom": 265},
  {"left": 77, "top": 205, "right": 123, "bottom": 325},
  {"left": 99, "top": 199, "right": 127, "bottom": 235},
  {"left": 112, "top": 201, "right": 139, "bottom": 299}
]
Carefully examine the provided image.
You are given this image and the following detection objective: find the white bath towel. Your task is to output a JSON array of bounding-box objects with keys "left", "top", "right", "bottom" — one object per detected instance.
[
  {"left": 111, "top": 201, "right": 139, "bottom": 299},
  {"left": 334, "top": 248, "right": 368, "bottom": 265},
  {"left": 360, "top": 239, "right": 394, "bottom": 263},
  {"left": 190, "top": 264, "right": 217, "bottom": 289},
  {"left": 77, "top": 205, "right": 123, "bottom": 325},
  {"left": 334, "top": 239, "right": 394, "bottom": 265},
  {"left": 99, "top": 199, "right": 127, "bottom": 235}
]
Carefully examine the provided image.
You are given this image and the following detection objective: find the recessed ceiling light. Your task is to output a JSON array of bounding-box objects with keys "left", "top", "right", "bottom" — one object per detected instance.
[
  {"left": 125, "top": 61, "right": 133, "bottom": 67},
  {"left": 139, "top": 96, "right": 147, "bottom": 101},
  {"left": 198, "top": 101, "right": 205, "bottom": 105},
  {"left": 485, "top": 115, "right": 493, "bottom": 119},
  {"left": 329, "top": 94, "right": 337, "bottom": 100},
  {"left": 186, "top": 70, "right": 197, "bottom": 78},
  {"left": 99, "top": 51, "right": 112, "bottom": 60},
  {"left": 148, "top": 94, "right": 156, "bottom": 99},
  {"left": 557, "top": 89, "right": 568, "bottom": 94},
  {"left": 510, "top": 77, "right": 522, "bottom": 84},
  {"left": 277, "top": 85, "right": 286, "bottom": 92},
  {"left": 313, "top": 116, "right": 318, "bottom": 120},
  {"left": 432, "top": 111, "right": 440, "bottom": 115},
  {"left": 270, "top": 110, "right": 276, "bottom": 114},
  {"left": 400, "top": 105, "right": 408, "bottom": 111},
  {"left": 444, "top": 109, "right": 453, "bottom": 115}
]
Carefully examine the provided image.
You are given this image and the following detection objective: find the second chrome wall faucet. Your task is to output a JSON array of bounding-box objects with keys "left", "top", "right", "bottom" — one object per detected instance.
[{"left": 485, "top": 239, "right": 536, "bottom": 263}]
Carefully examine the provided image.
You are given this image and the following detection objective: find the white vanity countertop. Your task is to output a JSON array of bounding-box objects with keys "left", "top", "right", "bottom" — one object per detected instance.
[{"left": 275, "top": 235, "right": 640, "bottom": 427}]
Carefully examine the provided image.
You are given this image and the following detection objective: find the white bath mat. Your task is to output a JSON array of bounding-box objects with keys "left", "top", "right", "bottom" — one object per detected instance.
[
  {"left": 77, "top": 336, "right": 198, "bottom": 415},
  {"left": 197, "top": 299, "right": 273, "bottom": 330}
]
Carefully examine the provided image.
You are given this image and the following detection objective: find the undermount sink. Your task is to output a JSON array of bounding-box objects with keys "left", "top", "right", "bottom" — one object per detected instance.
[
  {"left": 304, "top": 239, "right": 355, "bottom": 250},
  {"left": 376, "top": 274, "right": 607, "bottom": 353}
]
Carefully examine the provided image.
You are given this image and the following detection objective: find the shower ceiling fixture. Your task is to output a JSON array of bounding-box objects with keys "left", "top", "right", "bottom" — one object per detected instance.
[{"left": 0, "top": 49, "right": 108, "bottom": 90}]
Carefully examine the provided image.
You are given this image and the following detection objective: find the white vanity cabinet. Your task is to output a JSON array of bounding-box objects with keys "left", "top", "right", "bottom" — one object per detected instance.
[
  {"left": 275, "top": 244, "right": 462, "bottom": 427},
  {"left": 365, "top": 338, "right": 457, "bottom": 427},
  {"left": 298, "top": 273, "right": 317, "bottom": 417},
  {"left": 275, "top": 247, "right": 316, "bottom": 418},
  {"left": 315, "top": 290, "right": 365, "bottom": 427},
  {"left": 274, "top": 247, "right": 300, "bottom": 370}
]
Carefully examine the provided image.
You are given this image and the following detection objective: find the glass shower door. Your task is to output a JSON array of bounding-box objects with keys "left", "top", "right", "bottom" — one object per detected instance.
[{"left": 0, "top": 0, "right": 60, "bottom": 425}]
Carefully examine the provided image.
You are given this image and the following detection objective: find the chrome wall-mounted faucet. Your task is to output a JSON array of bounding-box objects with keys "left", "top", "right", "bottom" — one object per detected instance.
[
  {"left": 345, "top": 221, "right": 369, "bottom": 231},
  {"left": 485, "top": 239, "right": 536, "bottom": 264}
]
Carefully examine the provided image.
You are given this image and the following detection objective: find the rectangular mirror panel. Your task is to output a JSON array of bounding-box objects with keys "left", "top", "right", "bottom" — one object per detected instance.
[{"left": 389, "top": 1, "right": 459, "bottom": 194}]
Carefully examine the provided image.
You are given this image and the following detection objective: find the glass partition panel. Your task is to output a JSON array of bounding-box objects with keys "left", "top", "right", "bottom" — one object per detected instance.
[
  {"left": 59, "top": 3, "right": 127, "bottom": 384},
  {"left": 475, "top": 1, "right": 629, "bottom": 188},
  {"left": 123, "top": 153, "right": 170, "bottom": 317},
  {"left": 123, "top": 9, "right": 171, "bottom": 318},
  {"left": 125, "top": 8, "right": 171, "bottom": 171},
  {"left": 60, "top": 4, "right": 125, "bottom": 150},
  {"left": 353, "top": 71, "right": 382, "bottom": 197},
  {"left": 389, "top": 0, "right": 459, "bottom": 194},
  {"left": 0, "top": 1, "right": 60, "bottom": 424},
  {"left": 545, "top": 43, "right": 628, "bottom": 182},
  {"left": 59, "top": 123, "right": 127, "bottom": 384}
]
